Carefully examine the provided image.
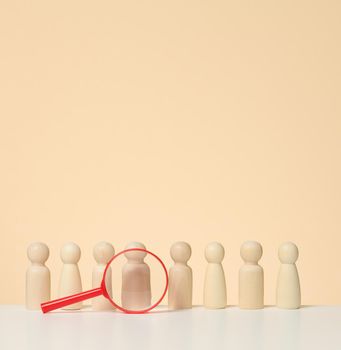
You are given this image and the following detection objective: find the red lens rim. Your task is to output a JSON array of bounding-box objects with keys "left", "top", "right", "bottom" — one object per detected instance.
[{"left": 101, "top": 248, "right": 169, "bottom": 314}]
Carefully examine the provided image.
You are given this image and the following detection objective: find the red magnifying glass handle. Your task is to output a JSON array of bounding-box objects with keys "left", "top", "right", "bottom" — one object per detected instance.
[{"left": 41, "top": 288, "right": 103, "bottom": 313}]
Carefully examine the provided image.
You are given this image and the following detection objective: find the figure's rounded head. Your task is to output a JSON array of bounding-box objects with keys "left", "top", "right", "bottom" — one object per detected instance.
[
  {"left": 124, "top": 241, "right": 147, "bottom": 261},
  {"left": 93, "top": 241, "right": 115, "bottom": 264},
  {"left": 278, "top": 242, "right": 299, "bottom": 264},
  {"left": 60, "top": 242, "right": 81, "bottom": 264},
  {"left": 205, "top": 241, "right": 225, "bottom": 263},
  {"left": 27, "top": 242, "right": 49, "bottom": 264},
  {"left": 240, "top": 241, "right": 262, "bottom": 263},
  {"left": 170, "top": 241, "right": 191, "bottom": 263}
]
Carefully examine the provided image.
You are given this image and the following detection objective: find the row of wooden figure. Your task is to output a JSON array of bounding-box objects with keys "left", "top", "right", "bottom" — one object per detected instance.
[{"left": 26, "top": 240, "right": 301, "bottom": 311}]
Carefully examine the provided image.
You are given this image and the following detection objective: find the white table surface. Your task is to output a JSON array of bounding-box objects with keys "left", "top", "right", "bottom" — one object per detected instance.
[{"left": 0, "top": 305, "right": 340, "bottom": 350}]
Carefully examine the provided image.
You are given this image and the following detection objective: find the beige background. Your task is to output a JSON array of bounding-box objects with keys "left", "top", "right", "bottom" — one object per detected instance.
[{"left": 0, "top": 1, "right": 340, "bottom": 306}]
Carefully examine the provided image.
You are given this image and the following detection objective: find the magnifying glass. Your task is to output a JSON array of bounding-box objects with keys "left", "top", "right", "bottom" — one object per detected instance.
[{"left": 41, "top": 248, "right": 169, "bottom": 314}]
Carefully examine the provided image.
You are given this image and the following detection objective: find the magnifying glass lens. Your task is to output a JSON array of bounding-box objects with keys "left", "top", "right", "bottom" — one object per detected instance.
[{"left": 104, "top": 248, "right": 167, "bottom": 313}]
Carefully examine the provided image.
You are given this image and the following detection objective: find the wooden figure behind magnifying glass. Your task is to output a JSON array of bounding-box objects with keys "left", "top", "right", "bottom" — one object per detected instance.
[
  {"left": 58, "top": 242, "right": 83, "bottom": 310},
  {"left": 121, "top": 242, "right": 151, "bottom": 310},
  {"left": 26, "top": 242, "right": 51, "bottom": 310},
  {"left": 92, "top": 241, "right": 115, "bottom": 311}
]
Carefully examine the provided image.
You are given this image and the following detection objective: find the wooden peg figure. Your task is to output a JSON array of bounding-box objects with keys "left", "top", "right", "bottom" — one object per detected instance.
[
  {"left": 168, "top": 241, "right": 193, "bottom": 310},
  {"left": 58, "top": 242, "right": 83, "bottom": 310},
  {"left": 276, "top": 242, "right": 301, "bottom": 309},
  {"left": 26, "top": 242, "right": 51, "bottom": 310},
  {"left": 121, "top": 242, "right": 151, "bottom": 310},
  {"left": 92, "top": 241, "right": 115, "bottom": 311},
  {"left": 204, "top": 242, "right": 227, "bottom": 309},
  {"left": 239, "top": 241, "right": 264, "bottom": 309}
]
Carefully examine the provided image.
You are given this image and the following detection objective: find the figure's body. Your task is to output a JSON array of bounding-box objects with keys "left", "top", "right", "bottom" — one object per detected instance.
[
  {"left": 26, "top": 242, "right": 51, "bottom": 310},
  {"left": 276, "top": 242, "right": 301, "bottom": 309},
  {"left": 239, "top": 241, "right": 264, "bottom": 309},
  {"left": 121, "top": 242, "right": 151, "bottom": 310},
  {"left": 168, "top": 241, "right": 192, "bottom": 310},
  {"left": 204, "top": 242, "right": 227, "bottom": 309},
  {"left": 92, "top": 241, "right": 115, "bottom": 311},
  {"left": 58, "top": 242, "right": 82, "bottom": 310}
]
